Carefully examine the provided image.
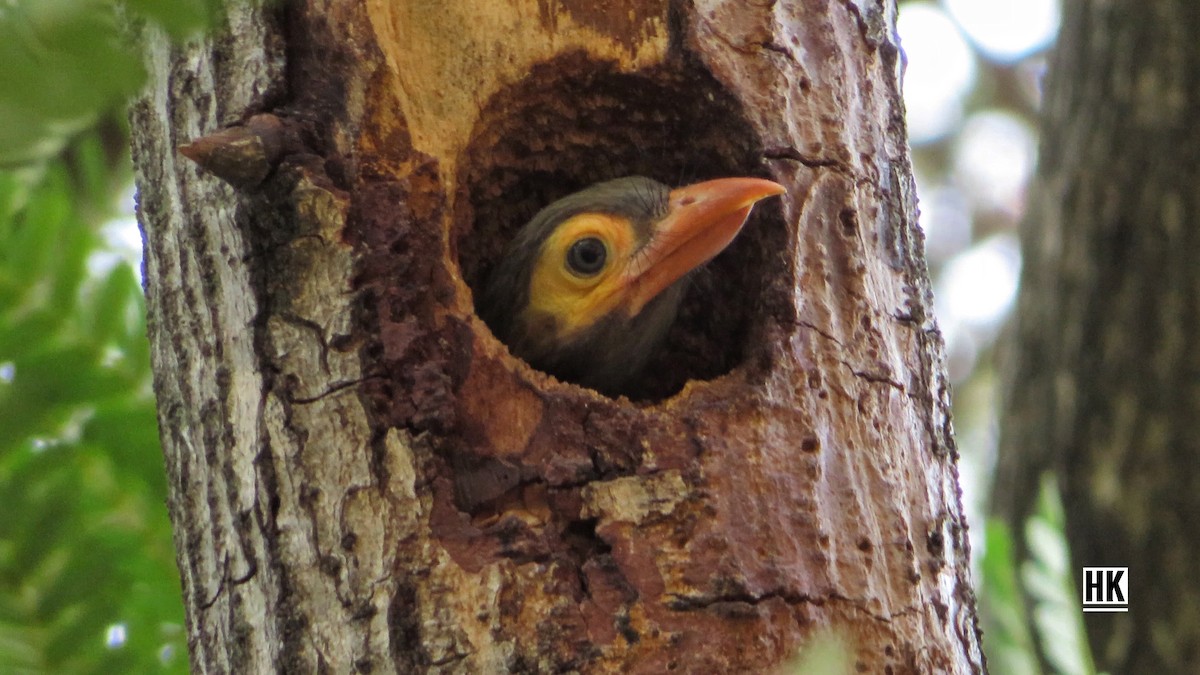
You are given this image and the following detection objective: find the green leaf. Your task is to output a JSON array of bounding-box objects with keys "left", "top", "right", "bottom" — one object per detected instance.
[
  {"left": 1025, "top": 517, "right": 1069, "bottom": 579},
  {"left": 122, "top": 0, "right": 217, "bottom": 38},
  {"left": 86, "top": 265, "right": 142, "bottom": 347},
  {"left": 0, "top": 1, "right": 145, "bottom": 165},
  {"left": 3, "top": 166, "right": 73, "bottom": 291},
  {"left": 1022, "top": 475, "right": 1098, "bottom": 675},
  {"left": 1, "top": 121, "right": 183, "bottom": 673},
  {"left": 980, "top": 519, "right": 1042, "bottom": 675}
]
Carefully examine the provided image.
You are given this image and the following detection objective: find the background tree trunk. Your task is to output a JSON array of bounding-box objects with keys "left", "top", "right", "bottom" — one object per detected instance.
[
  {"left": 995, "top": 0, "right": 1200, "bottom": 671},
  {"left": 132, "top": 1, "right": 983, "bottom": 672}
]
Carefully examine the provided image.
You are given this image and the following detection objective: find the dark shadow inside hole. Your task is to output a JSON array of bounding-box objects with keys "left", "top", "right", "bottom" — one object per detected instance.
[{"left": 455, "top": 54, "right": 787, "bottom": 401}]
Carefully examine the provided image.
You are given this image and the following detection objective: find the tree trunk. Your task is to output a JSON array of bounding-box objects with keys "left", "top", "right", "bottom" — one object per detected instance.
[
  {"left": 995, "top": 0, "right": 1200, "bottom": 671},
  {"left": 131, "top": 1, "right": 983, "bottom": 672}
]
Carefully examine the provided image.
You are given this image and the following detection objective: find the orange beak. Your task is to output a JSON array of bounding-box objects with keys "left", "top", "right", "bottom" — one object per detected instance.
[{"left": 622, "top": 177, "right": 785, "bottom": 316}]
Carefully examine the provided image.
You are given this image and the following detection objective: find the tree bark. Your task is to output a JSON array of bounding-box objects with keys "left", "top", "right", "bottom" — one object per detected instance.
[
  {"left": 995, "top": 0, "right": 1200, "bottom": 672},
  {"left": 132, "top": 1, "right": 983, "bottom": 672}
]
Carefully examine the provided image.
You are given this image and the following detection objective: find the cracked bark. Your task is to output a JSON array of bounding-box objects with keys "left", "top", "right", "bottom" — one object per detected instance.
[
  {"left": 995, "top": 0, "right": 1200, "bottom": 672},
  {"left": 132, "top": 0, "right": 982, "bottom": 672}
]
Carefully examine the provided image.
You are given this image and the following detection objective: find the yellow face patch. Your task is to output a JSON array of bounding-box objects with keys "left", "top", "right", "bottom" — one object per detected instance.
[{"left": 524, "top": 213, "right": 638, "bottom": 340}]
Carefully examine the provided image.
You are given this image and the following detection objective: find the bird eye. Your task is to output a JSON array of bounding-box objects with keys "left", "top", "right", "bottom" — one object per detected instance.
[{"left": 565, "top": 237, "right": 607, "bottom": 276}]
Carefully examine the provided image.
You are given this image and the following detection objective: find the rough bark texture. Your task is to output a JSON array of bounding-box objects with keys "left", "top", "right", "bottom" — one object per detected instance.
[
  {"left": 132, "top": 1, "right": 983, "bottom": 672},
  {"left": 995, "top": 0, "right": 1200, "bottom": 672}
]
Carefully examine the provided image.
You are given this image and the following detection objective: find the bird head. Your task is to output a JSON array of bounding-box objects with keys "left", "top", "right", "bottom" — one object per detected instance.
[{"left": 479, "top": 175, "right": 785, "bottom": 395}]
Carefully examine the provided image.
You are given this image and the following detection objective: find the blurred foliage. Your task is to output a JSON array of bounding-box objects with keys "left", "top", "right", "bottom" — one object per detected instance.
[
  {"left": 0, "top": 0, "right": 217, "bottom": 166},
  {"left": 981, "top": 518, "right": 1042, "bottom": 675},
  {"left": 784, "top": 628, "right": 854, "bottom": 675},
  {"left": 980, "top": 477, "right": 1102, "bottom": 675},
  {"left": 1019, "top": 477, "right": 1099, "bottom": 675},
  {"left": 0, "top": 0, "right": 222, "bottom": 672},
  {"left": 0, "top": 130, "right": 186, "bottom": 672},
  {"left": 892, "top": 1, "right": 1101, "bottom": 673}
]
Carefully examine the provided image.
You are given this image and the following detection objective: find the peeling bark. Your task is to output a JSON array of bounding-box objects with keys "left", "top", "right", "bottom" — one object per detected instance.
[
  {"left": 996, "top": 0, "right": 1200, "bottom": 671},
  {"left": 132, "top": 1, "right": 982, "bottom": 672}
]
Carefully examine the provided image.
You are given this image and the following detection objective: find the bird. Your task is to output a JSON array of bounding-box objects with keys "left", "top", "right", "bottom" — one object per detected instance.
[{"left": 478, "top": 175, "right": 785, "bottom": 396}]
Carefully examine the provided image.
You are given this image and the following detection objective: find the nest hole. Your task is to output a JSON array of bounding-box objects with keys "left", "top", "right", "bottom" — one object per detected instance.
[{"left": 455, "top": 55, "right": 786, "bottom": 401}]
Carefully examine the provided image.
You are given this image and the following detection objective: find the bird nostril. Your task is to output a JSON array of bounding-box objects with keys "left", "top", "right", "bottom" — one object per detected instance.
[{"left": 678, "top": 196, "right": 697, "bottom": 206}]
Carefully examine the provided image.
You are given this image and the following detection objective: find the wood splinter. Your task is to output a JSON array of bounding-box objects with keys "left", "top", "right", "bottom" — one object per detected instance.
[{"left": 178, "top": 113, "right": 286, "bottom": 189}]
